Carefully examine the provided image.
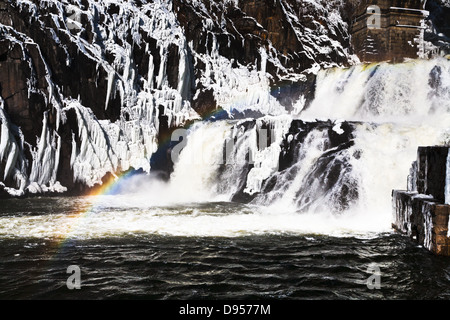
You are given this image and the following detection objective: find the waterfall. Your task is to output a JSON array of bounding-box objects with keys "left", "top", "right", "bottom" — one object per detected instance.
[
  {"left": 298, "top": 58, "right": 450, "bottom": 125},
  {"left": 169, "top": 121, "right": 234, "bottom": 202},
  {"left": 158, "top": 58, "right": 450, "bottom": 234}
]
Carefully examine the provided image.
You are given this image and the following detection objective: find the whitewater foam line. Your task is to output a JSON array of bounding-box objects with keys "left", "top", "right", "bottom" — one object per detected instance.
[{"left": 0, "top": 198, "right": 392, "bottom": 241}]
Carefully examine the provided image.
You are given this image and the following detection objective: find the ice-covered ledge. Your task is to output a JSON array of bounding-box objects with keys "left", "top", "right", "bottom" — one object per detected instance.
[{"left": 392, "top": 146, "right": 450, "bottom": 256}]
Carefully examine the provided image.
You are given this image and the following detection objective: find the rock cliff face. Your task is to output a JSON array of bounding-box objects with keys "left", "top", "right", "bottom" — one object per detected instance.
[
  {"left": 0, "top": 0, "right": 357, "bottom": 196},
  {"left": 425, "top": 0, "right": 450, "bottom": 55}
]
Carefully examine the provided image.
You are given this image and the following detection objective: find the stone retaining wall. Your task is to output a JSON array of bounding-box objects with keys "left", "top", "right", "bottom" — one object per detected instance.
[{"left": 392, "top": 146, "right": 450, "bottom": 255}]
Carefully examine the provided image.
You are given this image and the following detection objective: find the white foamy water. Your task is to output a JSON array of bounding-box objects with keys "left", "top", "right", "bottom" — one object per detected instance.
[
  {"left": 0, "top": 195, "right": 390, "bottom": 240},
  {"left": 299, "top": 58, "right": 450, "bottom": 125}
]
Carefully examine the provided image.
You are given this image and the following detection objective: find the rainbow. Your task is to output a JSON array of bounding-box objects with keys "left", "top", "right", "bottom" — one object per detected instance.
[
  {"left": 86, "top": 169, "right": 140, "bottom": 197},
  {"left": 51, "top": 169, "right": 141, "bottom": 258}
]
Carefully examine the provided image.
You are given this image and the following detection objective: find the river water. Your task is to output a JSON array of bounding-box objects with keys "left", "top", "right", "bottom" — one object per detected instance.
[{"left": 1, "top": 196, "right": 450, "bottom": 300}]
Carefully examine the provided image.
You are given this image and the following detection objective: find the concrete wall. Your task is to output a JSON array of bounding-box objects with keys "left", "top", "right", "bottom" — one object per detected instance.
[
  {"left": 351, "top": 0, "right": 425, "bottom": 62},
  {"left": 393, "top": 190, "right": 450, "bottom": 255},
  {"left": 392, "top": 146, "right": 450, "bottom": 256}
]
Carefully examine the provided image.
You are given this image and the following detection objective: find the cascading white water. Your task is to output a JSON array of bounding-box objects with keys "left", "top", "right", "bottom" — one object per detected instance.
[
  {"left": 168, "top": 121, "right": 234, "bottom": 202},
  {"left": 251, "top": 128, "right": 332, "bottom": 210},
  {"left": 298, "top": 58, "right": 450, "bottom": 125},
  {"left": 152, "top": 57, "right": 450, "bottom": 234},
  {"left": 294, "top": 58, "right": 450, "bottom": 224}
]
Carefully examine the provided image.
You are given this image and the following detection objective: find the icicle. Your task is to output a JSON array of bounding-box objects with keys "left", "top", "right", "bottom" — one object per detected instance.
[
  {"left": 259, "top": 47, "right": 267, "bottom": 74},
  {"left": 105, "top": 69, "right": 115, "bottom": 110},
  {"left": 3, "top": 140, "right": 18, "bottom": 181},
  {"left": 0, "top": 99, "right": 27, "bottom": 194},
  {"left": 177, "top": 43, "right": 190, "bottom": 100},
  {"left": 0, "top": 105, "right": 19, "bottom": 181},
  {"left": 156, "top": 45, "right": 166, "bottom": 89},
  {"left": 52, "top": 133, "right": 62, "bottom": 184},
  {"left": 147, "top": 51, "right": 155, "bottom": 90}
]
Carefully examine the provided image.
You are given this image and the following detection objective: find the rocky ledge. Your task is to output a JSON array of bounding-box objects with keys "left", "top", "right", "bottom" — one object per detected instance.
[{"left": 392, "top": 146, "right": 450, "bottom": 256}]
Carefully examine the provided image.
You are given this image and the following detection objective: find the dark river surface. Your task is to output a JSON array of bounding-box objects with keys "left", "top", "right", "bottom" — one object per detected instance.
[{"left": 1, "top": 196, "right": 450, "bottom": 300}]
